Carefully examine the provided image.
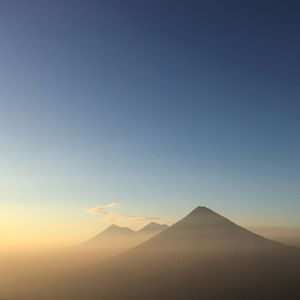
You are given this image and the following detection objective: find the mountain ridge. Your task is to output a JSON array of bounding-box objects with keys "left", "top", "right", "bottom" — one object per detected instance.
[{"left": 81, "top": 222, "right": 169, "bottom": 248}]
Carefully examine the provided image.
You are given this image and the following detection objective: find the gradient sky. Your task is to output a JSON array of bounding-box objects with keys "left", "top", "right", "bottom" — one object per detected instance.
[{"left": 0, "top": 0, "right": 299, "bottom": 249}]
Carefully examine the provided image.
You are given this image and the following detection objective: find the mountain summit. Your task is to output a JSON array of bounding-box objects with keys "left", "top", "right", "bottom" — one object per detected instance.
[
  {"left": 82, "top": 224, "right": 135, "bottom": 247},
  {"left": 133, "top": 206, "right": 279, "bottom": 253},
  {"left": 138, "top": 222, "right": 169, "bottom": 233},
  {"left": 99, "top": 224, "right": 135, "bottom": 236}
]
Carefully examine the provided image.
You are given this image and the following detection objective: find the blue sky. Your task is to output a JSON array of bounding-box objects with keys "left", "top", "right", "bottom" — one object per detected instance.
[{"left": 0, "top": 0, "right": 299, "bottom": 243}]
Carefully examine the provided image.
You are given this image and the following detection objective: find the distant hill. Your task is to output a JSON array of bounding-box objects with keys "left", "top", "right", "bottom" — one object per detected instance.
[
  {"left": 65, "top": 222, "right": 169, "bottom": 265},
  {"left": 82, "top": 224, "right": 136, "bottom": 247},
  {"left": 81, "top": 222, "right": 168, "bottom": 249},
  {"left": 137, "top": 222, "right": 169, "bottom": 234},
  {"left": 45, "top": 206, "right": 300, "bottom": 300},
  {"left": 97, "top": 224, "right": 135, "bottom": 236}
]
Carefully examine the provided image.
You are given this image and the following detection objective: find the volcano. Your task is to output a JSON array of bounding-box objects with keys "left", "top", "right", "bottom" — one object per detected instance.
[
  {"left": 134, "top": 206, "right": 281, "bottom": 254},
  {"left": 74, "top": 222, "right": 169, "bottom": 264},
  {"left": 137, "top": 222, "right": 169, "bottom": 234},
  {"left": 81, "top": 222, "right": 168, "bottom": 250},
  {"left": 82, "top": 224, "right": 136, "bottom": 247}
]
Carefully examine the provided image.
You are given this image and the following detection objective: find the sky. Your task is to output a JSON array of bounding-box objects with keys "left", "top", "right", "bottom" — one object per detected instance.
[{"left": 0, "top": 0, "right": 299, "bottom": 250}]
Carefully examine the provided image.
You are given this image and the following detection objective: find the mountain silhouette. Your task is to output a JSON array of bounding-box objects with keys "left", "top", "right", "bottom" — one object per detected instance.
[
  {"left": 28, "top": 207, "right": 300, "bottom": 300},
  {"left": 135, "top": 206, "right": 279, "bottom": 254},
  {"left": 82, "top": 222, "right": 168, "bottom": 248},
  {"left": 137, "top": 222, "right": 169, "bottom": 234},
  {"left": 82, "top": 224, "right": 135, "bottom": 247},
  {"left": 70, "top": 222, "right": 169, "bottom": 265},
  {"left": 100, "top": 224, "right": 135, "bottom": 235}
]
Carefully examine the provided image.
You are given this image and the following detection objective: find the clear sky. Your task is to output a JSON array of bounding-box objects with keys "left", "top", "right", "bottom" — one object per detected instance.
[{"left": 0, "top": 0, "right": 299, "bottom": 249}]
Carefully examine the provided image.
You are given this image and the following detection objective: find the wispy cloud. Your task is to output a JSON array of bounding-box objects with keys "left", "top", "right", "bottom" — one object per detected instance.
[
  {"left": 87, "top": 203, "right": 121, "bottom": 215},
  {"left": 87, "top": 203, "right": 160, "bottom": 223},
  {"left": 105, "top": 212, "right": 160, "bottom": 223}
]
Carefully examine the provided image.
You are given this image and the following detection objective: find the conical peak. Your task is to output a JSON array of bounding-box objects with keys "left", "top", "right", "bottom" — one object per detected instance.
[
  {"left": 133, "top": 206, "right": 274, "bottom": 253},
  {"left": 139, "top": 222, "right": 169, "bottom": 232},
  {"left": 168, "top": 206, "right": 238, "bottom": 232},
  {"left": 102, "top": 224, "right": 135, "bottom": 235},
  {"left": 144, "top": 222, "right": 164, "bottom": 228},
  {"left": 148, "top": 222, "right": 159, "bottom": 226},
  {"left": 81, "top": 224, "right": 136, "bottom": 247},
  {"left": 143, "top": 222, "right": 158, "bottom": 228},
  {"left": 107, "top": 224, "right": 119, "bottom": 229},
  {"left": 104, "top": 224, "right": 122, "bottom": 231},
  {"left": 143, "top": 222, "right": 156, "bottom": 227},
  {"left": 187, "top": 206, "right": 216, "bottom": 217}
]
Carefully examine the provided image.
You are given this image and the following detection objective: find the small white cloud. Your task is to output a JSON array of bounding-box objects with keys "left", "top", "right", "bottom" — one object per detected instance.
[
  {"left": 120, "top": 213, "right": 160, "bottom": 222},
  {"left": 87, "top": 203, "right": 160, "bottom": 223},
  {"left": 87, "top": 203, "right": 120, "bottom": 215},
  {"left": 104, "top": 212, "right": 160, "bottom": 222}
]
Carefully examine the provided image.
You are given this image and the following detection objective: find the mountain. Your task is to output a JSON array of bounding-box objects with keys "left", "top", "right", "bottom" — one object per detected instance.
[
  {"left": 70, "top": 222, "right": 169, "bottom": 265},
  {"left": 82, "top": 222, "right": 168, "bottom": 249},
  {"left": 82, "top": 224, "right": 136, "bottom": 247},
  {"left": 28, "top": 207, "right": 300, "bottom": 300},
  {"left": 135, "top": 206, "right": 280, "bottom": 253},
  {"left": 98, "top": 224, "right": 135, "bottom": 235},
  {"left": 137, "top": 222, "right": 169, "bottom": 234}
]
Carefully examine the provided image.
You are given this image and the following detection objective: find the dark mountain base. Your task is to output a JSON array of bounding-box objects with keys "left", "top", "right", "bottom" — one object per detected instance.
[{"left": 30, "top": 246, "right": 300, "bottom": 300}]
